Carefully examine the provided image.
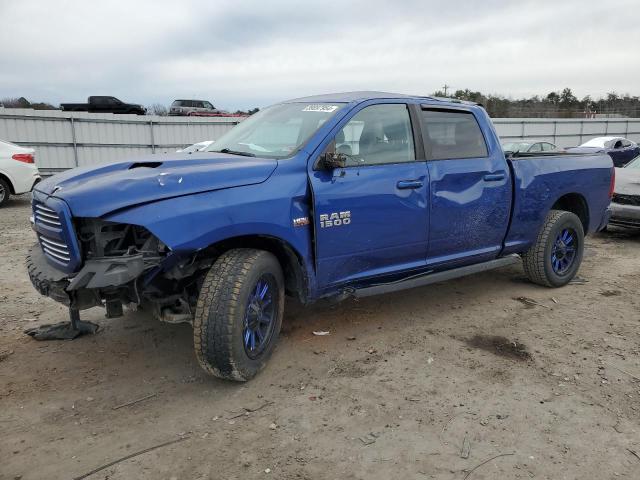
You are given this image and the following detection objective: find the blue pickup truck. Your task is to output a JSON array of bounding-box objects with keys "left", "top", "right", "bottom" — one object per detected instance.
[{"left": 28, "top": 92, "right": 614, "bottom": 381}]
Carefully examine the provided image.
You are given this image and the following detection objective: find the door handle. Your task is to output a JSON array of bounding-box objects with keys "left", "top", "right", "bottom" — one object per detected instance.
[
  {"left": 396, "top": 180, "right": 424, "bottom": 189},
  {"left": 483, "top": 173, "right": 506, "bottom": 182}
]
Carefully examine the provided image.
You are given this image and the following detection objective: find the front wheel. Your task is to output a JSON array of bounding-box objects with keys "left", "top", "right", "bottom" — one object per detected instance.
[
  {"left": 193, "top": 249, "right": 284, "bottom": 381},
  {"left": 522, "top": 210, "right": 584, "bottom": 287}
]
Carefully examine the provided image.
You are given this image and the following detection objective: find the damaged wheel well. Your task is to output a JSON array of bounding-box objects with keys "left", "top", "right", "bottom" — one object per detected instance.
[{"left": 203, "top": 235, "right": 308, "bottom": 303}]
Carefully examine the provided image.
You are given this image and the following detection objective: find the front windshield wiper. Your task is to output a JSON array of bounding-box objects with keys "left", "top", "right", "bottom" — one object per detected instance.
[{"left": 215, "top": 148, "right": 256, "bottom": 157}]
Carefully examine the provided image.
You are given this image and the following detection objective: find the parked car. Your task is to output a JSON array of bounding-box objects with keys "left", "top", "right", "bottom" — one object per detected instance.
[
  {"left": 177, "top": 140, "right": 215, "bottom": 153},
  {"left": 169, "top": 100, "right": 221, "bottom": 116},
  {"left": 0, "top": 139, "right": 41, "bottom": 207},
  {"left": 566, "top": 136, "right": 640, "bottom": 167},
  {"left": 502, "top": 140, "right": 560, "bottom": 153},
  {"left": 608, "top": 155, "right": 640, "bottom": 229},
  {"left": 27, "top": 91, "right": 613, "bottom": 381},
  {"left": 61, "top": 96, "right": 146, "bottom": 115}
]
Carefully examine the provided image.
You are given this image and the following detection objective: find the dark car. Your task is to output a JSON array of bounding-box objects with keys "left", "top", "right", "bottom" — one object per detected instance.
[
  {"left": 502, "top": 140, "right": 560, "bottom": 154},
  {"left": 169, "top": 99, "right": 221, "bottom": 116},
  {"left": 566, "top": 136, "right": 640, "bottom": 167}
]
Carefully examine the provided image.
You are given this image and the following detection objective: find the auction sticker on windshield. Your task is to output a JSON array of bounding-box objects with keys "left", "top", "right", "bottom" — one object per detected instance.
[{"left": 302, "top": 104, "right": 339, "bottom": 112}]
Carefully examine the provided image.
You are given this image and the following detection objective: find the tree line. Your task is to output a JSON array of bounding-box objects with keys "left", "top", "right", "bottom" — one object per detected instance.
[
  {"left": 3, "top": 89, "right": 640, "bottom": 118},
  {"left": 432, "top": 87, "right": 640, "bottom": 118},
  {"left": 0, "top": 97, "right": 260, "bottom": 116}
]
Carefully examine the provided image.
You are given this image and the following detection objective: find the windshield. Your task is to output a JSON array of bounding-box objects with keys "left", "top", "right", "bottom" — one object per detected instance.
[
  {"left": 206, "top": 102, "right": 345, "bottom": 158},
  {"left": 502, "top": 142, "right": 531, "bottom": 152},
  {"left": 626, "top": 155, "right": 640, "bottom": 168}
]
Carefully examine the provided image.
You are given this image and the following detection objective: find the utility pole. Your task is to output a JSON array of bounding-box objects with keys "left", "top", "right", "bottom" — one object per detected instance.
[{"left": 442, "top": 84, "right": 450, "bottom": 96}]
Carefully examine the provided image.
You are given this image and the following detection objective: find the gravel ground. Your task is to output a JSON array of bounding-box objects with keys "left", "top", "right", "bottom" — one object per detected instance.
[{"left": 1, "top": 194, "right": 639, "bottom": 480}]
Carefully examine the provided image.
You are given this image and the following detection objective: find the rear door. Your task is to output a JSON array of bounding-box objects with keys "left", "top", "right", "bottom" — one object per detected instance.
[
  {"left": 310, "top": 103, "right": 429, "bottom": 287},
  {"left": 419, "top": 107, "right": 511, "bottom": 266}
]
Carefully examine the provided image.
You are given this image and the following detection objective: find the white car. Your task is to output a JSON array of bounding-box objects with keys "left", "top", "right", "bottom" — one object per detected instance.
[
  {"left": 0, "top": 139, "right": 41, "bottom": 207},
  {"left": 177, "top": 140, "right": 215, "bottom": 153}
]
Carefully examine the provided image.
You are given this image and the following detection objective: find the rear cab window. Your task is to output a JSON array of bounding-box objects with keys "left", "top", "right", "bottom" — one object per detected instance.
[{"left": 420, "top": 109, "right": 488, "bottom": 160}]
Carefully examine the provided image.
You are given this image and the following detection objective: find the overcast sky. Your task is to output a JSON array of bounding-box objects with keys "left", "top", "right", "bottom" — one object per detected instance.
[{"left": 1, "top": 0, "right": 638, "bottom": 110}]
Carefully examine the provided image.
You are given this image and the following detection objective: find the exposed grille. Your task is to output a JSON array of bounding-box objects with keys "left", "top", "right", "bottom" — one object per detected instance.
[
  {"left": 33, "top": 200, "right": 73, "bottom": 267},
  {"left": 38, "top": 233, "right": 71, "bottom": 263},
  {"left": 612, "top": 193, "right": 640, "bottom": 206},
  {"left": 34, "top": 203, "right": 62, "bottom": 227}
]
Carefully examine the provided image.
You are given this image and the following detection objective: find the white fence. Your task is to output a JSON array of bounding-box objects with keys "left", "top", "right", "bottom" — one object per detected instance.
[
  {"left": 1, "top": 108, "right": 639, "bottom": 173},
  {"left": 493, "top": 118, "right": 640, "bottom": 149},
  {"left": 0, "top": 108, "right": 245, "bottom": 173}
]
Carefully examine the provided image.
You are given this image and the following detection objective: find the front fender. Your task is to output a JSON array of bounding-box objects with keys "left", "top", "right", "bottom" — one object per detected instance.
[{"left": 103, "top": 176, "right": 318, "bottom": 298}]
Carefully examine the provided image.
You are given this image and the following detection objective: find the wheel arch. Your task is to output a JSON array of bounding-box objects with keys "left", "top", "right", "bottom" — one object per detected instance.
[
  {"left": 0, "top": 171, "right": 16, "bottom": 194},
  {"left": 203, "top": 234, "right": 309, "bottom": 303},
  {"left": 551, "top": 193, "right": 589, "bottom": 232}
]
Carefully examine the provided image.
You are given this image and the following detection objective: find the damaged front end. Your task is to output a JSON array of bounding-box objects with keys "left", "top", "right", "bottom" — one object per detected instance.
[{"left": 28, "top": 193, "right": 205, "bottom": 325}]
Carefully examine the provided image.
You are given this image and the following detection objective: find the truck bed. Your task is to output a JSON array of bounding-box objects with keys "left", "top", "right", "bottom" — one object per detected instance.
[{"left": 503, "top": 152, "right": 613, "bottom": 255}]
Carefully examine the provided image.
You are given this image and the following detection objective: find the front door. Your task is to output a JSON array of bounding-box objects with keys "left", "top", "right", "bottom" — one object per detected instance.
[
  {"left": 419, "top": 107, "right": 512, "bottom": 266},
  {"left": 309, "top": 103, "right": 429, "bottom": 288}
]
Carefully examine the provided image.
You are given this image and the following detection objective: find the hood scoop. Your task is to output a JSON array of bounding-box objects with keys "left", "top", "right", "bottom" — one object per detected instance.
[{"left": 130, "top": 162, "right": 163, "bottom": 169}]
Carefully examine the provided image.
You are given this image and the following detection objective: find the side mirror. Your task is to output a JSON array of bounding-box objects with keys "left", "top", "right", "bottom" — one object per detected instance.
[{"left": 320, "top": 152, "right": 347, "bottom": 170}]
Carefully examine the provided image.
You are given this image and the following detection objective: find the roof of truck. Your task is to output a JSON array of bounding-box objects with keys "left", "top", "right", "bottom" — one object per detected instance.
[{"left": 285, "top": 91, "right": 480, "bottom": 106}]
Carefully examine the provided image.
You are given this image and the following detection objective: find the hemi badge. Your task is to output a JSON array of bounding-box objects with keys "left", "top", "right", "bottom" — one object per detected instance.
[{"left": 293, "top": 217, "right": 310, "bottom": 227}]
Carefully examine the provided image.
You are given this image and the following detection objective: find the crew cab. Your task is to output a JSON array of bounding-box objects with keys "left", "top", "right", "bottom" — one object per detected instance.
[
  {"left": 27, "top": 92, "right": 614, "bottom": 381},
  {"left": 60, "top": 96, "right": 146, "bottom": 115}
]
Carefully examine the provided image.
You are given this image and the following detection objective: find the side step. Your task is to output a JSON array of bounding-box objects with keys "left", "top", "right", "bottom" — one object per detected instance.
[{"left": 352, "top": 254, "right": 521, "bottom": 298}]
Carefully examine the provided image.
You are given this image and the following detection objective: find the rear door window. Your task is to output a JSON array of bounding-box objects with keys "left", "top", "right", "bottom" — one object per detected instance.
[{"left": 420, "top": 109, "right": 488, "bottom": 160}]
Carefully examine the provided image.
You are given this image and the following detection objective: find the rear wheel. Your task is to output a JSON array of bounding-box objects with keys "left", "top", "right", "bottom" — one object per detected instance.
[
  {"left": 193, "top": 249, "right": 284, "bottom": 381},
  {"left": 522, "top": 210, "right": 584, "bottom": 287},
  {"left": 0, "top": 177, "right": 11, "bottom": 207}
]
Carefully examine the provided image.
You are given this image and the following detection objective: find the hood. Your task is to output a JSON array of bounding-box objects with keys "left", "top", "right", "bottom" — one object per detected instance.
[
  {"left": 35, "top": 153, "right": 277, "bottom": 217},
  {"left": 614, "top": 167, "right": 640, "bottom": 196}
]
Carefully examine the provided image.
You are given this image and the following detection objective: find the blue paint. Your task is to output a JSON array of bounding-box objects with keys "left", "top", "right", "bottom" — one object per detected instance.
[
  {"left": 243, "top": 275, "right": 276, "bottom": 359},
  {"left": 32, "top": 92, "right": 614, "bottom": 301},
  {"left": 551, "top": 228, "right": 577, "bottom": 275}
]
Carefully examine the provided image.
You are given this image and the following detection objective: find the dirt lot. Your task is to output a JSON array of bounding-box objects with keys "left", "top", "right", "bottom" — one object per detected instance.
[{"left": 1, "top": 195, "right": 639, "bottom": 480}]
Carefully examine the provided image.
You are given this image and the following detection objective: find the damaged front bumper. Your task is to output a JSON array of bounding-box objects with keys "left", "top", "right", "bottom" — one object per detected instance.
[{"left": 27, "top": 244, "right": 148, "bottom": 312}]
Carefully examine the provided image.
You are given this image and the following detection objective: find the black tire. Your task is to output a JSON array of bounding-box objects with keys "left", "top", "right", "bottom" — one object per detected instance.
[
  {"left": 193, "top": 249, "right": 285, "bottom": 381},
  {"left": 0, "top": 177, "right": 11, "bottom": 207},
  {"left": 522, "top": 209, "right": 584, "bottom": 287}
]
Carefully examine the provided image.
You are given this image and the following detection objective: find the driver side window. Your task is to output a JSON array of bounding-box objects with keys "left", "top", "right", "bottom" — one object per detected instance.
[{"left": 335, "top": 104, "right": 415, "bottom": 166}]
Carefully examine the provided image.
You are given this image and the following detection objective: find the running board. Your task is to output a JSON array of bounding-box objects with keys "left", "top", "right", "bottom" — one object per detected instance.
[{"left": 352, "top": 254, "right": 521, "bottom": 298}]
